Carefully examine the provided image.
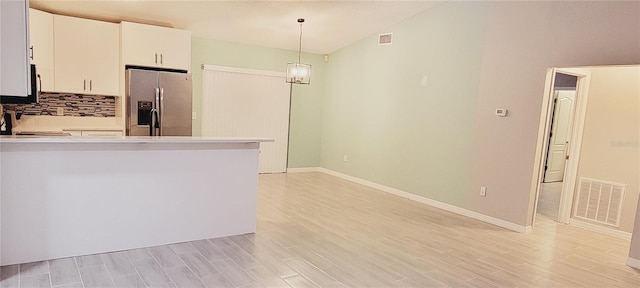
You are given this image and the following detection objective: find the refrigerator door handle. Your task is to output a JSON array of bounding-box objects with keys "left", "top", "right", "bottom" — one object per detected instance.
[
  {"left": 149, "top": 108, "right": 158, "bottom": 136},
  {"left": 159, "top": 88, "right": 164, "bottom": 136},
  {"left": 154, "top": 87, "right": 161, "bottom": 136}
]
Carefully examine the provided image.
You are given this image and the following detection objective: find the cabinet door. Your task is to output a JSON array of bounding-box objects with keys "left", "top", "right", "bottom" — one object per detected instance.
[
  {"left": 121, "top": 22, "right": 161, "bottom": 68},
  {"left": 86, "top": 20, "right": 119, "bottom": 95},
  {"left": 0, "top": 0, "right": 31, "bottom": 97},
  {"left": 64, "top": 130, "right": 82, "bottom": 136},
  {"left": 54, "top": 15, "right": 88, "bottom": 94},
  {"left": 159, "top": 28, "right": 191, "bottom": 71},
  {"left": 81, "top": 130, "right": 123, "bottom": 137},
  {"left": 29, "top": 9, "right": 54, "bottom": 92}
]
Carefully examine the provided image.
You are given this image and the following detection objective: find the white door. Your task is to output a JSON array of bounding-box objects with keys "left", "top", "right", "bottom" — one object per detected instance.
[
  {"left": 544, "top": 90, "right": 576, "bottom": 182},
  {"left": 201, "top": 66, "right": 290, "bottom": 173}
]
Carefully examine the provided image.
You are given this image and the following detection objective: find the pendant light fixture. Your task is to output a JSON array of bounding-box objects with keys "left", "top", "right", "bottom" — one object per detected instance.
[{"left": 286, "top": 18, "right": 311, "bottom": 84}]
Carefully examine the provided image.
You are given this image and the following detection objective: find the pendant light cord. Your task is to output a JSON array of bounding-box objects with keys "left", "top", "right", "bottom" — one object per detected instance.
[{"left": 297, "top": 18, "right": 304, "bottom": 63}]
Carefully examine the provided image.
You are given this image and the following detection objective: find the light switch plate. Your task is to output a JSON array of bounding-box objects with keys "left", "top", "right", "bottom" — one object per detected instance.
[
  {"left": 192, "top": 112, "right": 197, "bottom": 120},
  {"left": 57, "top": 107, "right": 64, "bottom": 116}
]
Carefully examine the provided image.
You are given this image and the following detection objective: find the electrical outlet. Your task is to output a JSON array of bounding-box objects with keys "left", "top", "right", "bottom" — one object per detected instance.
[
  {"left": 192, "top": 111, "right": 197, "bottom": 120},
  {"left": 480, "top": 186, "right": 487, "bottom": 197},
  {"left": 57, "top": 107, "right": 64, "bottom": 116},
  {"left": 343, "top": 155, "right": 348, "bottom": 162}
]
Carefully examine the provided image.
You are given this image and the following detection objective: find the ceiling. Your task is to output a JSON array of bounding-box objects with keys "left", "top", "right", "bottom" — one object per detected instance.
[{"left": 30, "top": 0, "right": 444, "bottom": 55}]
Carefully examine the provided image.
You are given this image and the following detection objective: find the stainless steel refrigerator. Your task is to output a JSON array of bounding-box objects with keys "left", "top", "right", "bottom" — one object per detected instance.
[{"left": 126, "top": 69, "right": 192, "bottom": 136}]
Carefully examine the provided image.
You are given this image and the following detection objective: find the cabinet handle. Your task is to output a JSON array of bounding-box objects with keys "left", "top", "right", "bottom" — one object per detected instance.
[
  {"left": 90, "top": 80, "right": 92, "bottom": 91},
  {"left": 84, "top": 79, "right": 86, "bottom": 91},
  {"left": 155, "top": 53, "right": 158, "bottom": 64},
  {"left": 29, "top": 46, "right": 34, "bottom": 60},
  {"left": 160, "top": 53, "right": 163, "bottom": 65}
]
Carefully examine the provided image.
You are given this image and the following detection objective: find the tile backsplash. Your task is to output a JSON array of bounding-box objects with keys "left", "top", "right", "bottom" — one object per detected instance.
[{"left": 3, "top": 92, "right": 116, "bottom": 117}]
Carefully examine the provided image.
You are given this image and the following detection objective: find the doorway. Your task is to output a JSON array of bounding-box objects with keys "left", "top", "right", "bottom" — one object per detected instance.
[
  {"left": 533, "top": 65, "right": 640, "bottom": 235},
  {"left": 537, "top": 73, "right": 577, "bottom": 220},
  {"left": 532, "top": 67, "right": 592, "bottom": 226}
]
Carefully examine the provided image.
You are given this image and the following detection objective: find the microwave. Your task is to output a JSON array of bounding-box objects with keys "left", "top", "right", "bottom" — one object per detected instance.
[{"left": 0, "top": 64, "right": 39, "bottom": 104}]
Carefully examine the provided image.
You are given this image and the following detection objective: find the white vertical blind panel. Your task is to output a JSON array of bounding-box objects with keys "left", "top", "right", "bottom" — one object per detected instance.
[{"left": 202, "top": 68, "right": 290, "bottom": 173}]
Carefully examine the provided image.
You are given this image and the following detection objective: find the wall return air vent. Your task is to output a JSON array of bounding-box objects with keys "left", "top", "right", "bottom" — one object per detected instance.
[
  {"left": 378, "top": 33, "right": 393, "bottom": 45},
  {"left": 574, "top": 177, "right": 625, "bottom": 227}
]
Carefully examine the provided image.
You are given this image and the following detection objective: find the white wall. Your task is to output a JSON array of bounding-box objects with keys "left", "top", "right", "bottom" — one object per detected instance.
[
  {"left": 468, "top": 1, "right": 640, "bottom": 227},
  {"left": 576, "top": 66, "right": 640, "bottom": 233}
]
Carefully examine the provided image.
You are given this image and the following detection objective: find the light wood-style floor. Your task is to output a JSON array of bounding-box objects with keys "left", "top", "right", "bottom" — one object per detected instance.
[
  {"left": 536, "top": 181, "right": 563, "bottom": 220},
  {"left": 2, "top": 172, "right": 639, "bottom": 287}
]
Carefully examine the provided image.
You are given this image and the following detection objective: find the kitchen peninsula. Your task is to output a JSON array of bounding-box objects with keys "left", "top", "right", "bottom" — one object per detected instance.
[{"left": 0, "top": 136, "right": 272, "bottom": 265}]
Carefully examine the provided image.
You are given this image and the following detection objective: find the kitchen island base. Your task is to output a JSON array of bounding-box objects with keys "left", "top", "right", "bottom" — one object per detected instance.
[{"left": 0, "top": 138, "right": 265, "bottom": 265}]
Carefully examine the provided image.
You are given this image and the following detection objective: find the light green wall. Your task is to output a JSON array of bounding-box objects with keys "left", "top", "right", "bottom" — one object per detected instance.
[
  {"left": 321, "top": 2, "right": 488, "bottom": 205},
  {"left": 190, "top": 37, "right": 324, "bottom": 167}
]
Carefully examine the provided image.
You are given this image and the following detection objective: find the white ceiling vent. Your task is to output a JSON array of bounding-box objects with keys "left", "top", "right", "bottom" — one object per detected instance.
[
  {"left": 574, "top": 177, "right": 625, "bottom": 227},
  {"left": 378, "top": 33, "right": 393, "bottom": 45}
]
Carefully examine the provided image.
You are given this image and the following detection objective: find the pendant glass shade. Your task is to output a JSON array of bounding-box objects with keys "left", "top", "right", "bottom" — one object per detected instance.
[
  {"left": 286, "top": 62, "right": 311, "bottom": 84},
  {"left": 287, "top": 18, "right": 311, "bottom": 85}
]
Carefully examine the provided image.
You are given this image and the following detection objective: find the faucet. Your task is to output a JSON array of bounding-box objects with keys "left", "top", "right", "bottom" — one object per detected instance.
[{"left": 0, "top": 104, "right": 17, "bottom": 135}]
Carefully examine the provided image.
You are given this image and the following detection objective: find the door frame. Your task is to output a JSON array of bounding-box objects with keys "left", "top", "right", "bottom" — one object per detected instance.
[{"left": 531, "top": 67, "right": 591, "bottom": 226}]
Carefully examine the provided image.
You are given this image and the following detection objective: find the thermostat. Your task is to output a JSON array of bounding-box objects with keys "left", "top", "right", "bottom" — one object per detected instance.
[{"left": 495, "top": 108, "right": 508, "bottom": 117}]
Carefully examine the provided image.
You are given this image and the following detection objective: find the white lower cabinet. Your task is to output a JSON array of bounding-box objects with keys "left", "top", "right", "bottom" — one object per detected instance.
[
  {"left": 81, "top": 130, "right": 123, "bottom": 137},
  {"left": 65, "top": 130, "right": 82, "bottom": 136},
  {"left": 65, "top": 130, "right": 123, "bottom": 137}
]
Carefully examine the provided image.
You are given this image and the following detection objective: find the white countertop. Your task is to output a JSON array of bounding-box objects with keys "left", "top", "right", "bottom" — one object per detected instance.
[{"left": 0, "top": 136, "right": 274, "bottom": 144}]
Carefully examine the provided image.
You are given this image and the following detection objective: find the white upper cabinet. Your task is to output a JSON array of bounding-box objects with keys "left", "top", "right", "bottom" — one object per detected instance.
[
  {"left": 0, "top": 0, "right": 31, "bottom": 97},
  {"left": 29, "top": 8, "right": 54, "bottom": 92},
  {"left": 86, "top": 20, "right": 120, "bottom": 95},
  {"left": 53, "top": 15, "right": 87, "bottom": 94},
  {"left": 158, "top": 27, "right": 191, "bottom": 70},
  {"left": 54, "top": 15, "right": 119, "bottom": 95},
  {"left": 121, "top": 22, "right": 191, "bottom": 71}
]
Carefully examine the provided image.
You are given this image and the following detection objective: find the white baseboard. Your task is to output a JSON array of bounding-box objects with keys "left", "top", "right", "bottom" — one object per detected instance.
[
  {"left": 311, "top": 167, "right": 528, "bottom": 233},
  {"left": 626, "top": 257, "right": 640, "bottom": 269},
  {"left": 286, "top": 167, "right": 322, "bottom": 173},
  {"left": 570, "top": 219, "right": 632, "bottom": 240}
]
